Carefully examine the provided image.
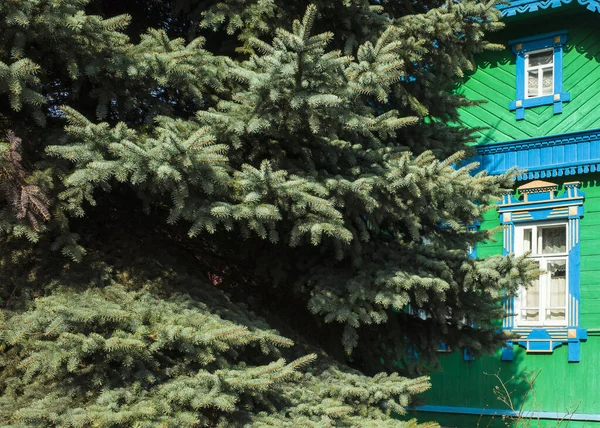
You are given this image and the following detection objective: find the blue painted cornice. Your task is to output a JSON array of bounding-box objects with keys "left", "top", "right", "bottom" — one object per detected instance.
[
  {"left": 473, "top": 128, "right": 600, "bottom": 180},
  {"left": 498, "top": 0, "right": 600, "bottom": 17}
]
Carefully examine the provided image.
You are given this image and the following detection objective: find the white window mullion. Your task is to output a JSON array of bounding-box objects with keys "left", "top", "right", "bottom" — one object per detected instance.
[{"left": 540, "top": 258, "right": 547, "bottom": 324}]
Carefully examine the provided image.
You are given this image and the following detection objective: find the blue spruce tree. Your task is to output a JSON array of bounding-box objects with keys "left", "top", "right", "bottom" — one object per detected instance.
[{"left": 0, "top": 1, "right": 535, "bottom": 426}]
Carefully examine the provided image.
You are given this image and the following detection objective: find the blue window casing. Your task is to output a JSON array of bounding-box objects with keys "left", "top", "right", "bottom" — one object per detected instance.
[
  {"left": 498, "top": 180, "right": 587, "bottom": 362},
  {"left": 508, "top": 30, "right": 570, "bottom": 120}
]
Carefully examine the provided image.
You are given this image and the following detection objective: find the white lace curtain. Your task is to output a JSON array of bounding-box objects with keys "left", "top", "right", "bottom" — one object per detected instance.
[
  {"left": 547, "top": 260, "right": 567, "bottom": 320},
  {"left": 541, "top": 227, "right": 566, "bottom": 254}
]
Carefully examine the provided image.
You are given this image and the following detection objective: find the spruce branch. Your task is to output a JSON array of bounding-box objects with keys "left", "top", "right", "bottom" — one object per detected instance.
[{"left": 0, "top": 131, "right": 50, "bottom": 231}]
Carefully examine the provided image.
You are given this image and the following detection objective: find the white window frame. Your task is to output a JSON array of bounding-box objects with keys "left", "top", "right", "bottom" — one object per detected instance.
[
  {"left": 525, "top": 48, "right": 554, "bottom": 99},
  {"left": 514, "top": 221, "right": 568, "bottom": 327}
]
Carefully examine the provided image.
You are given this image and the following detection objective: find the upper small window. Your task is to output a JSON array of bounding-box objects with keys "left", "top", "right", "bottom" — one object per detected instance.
[
  {"left": 509, "top": 31, "right": 570, "bottom": 120},
  {"left": 525, "top": 49, "right": 553, "bottom": 99}
]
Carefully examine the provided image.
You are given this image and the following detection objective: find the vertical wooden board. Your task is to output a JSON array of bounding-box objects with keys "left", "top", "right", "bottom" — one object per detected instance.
[
  {"left": 507, "top": 150, "right": 518, "bottom": 167},
  {"left": 424, "top": 176, "right": 600, "bottom": 420},
  {"left": 540, "top": 146, "right": 554, "bottom": 165},
  {"left": 529, "top": 148, "right": 541, "bottom": 168},
  {"left": 517, "top": 147, "right": 529, "bottom": 168},
  {"left": 425, "top": 337, "right": 600, "bottom": 416},
  {"left": 591, "top": 140, "right": 600, "bottom": 160},
  {"left": 552, "top": 144, "right": 566, "bottom": 165},
  {"left": 578, "top": 177, "right": 600, "bottom": 323},
  {"left": 578, "top": 140, "right": 591, "bottom": 161}
]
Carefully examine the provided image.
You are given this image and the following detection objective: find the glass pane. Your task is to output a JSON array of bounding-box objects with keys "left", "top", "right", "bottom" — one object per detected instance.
[
  {"left": 523, "top": 228, "right": 532, "bottom": 253},
  {"left": 521, "top": 278, "right": 540, "bottom": 321},
  {"left": 541, "top": 226, "right": 566, "bottom": 254},
  {"left": 528, "top": 70, "right": 539, "bottom": 97},
  {"left": 546, "top": 260, "right": 567, "bottom": 321},
  {"left": 542, "top": 68, "right": 553, "bottom": 95},
  {"left": 529, "top": 50, "right": 553, "bottom": 67}
]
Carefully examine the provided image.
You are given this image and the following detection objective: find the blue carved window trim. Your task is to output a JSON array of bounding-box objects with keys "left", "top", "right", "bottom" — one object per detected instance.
[
  {"left": 497, "top": 0, "right": 600, "bottom": 18},
  {"left": 498, "top": 180, "right": 586, "bottom": 362},
  {"left": 509, "top": 30, "right": 570, "bottom": 120}
]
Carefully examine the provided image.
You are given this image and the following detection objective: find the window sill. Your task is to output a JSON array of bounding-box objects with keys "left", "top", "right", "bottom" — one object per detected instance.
[
  {"left": 509, "top": 92, "right": 571, "bottom": 119},
  {"left": 501, "top": 327, "right": 587, "bottom": 362},
  {"left": 514, "top": 323, "right": 568, "bottom": 328}
]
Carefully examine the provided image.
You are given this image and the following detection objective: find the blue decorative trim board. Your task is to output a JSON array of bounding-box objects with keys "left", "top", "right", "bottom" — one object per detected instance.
[
  {"left": 413, "top": 405, "right": 600, "bottom": 422},
  {"left": 462, "top": 348, "right": 475, "bottom": 361},
  {"left": 497, "top": 180, "right": 586, "bottom": 361},
  {"left": 473, "top": 128, "right": 600, "bottom": 180},
  {"left": 498, "top": 0, "right": 600, "bottom": 17},
  {"left": 509, "top": 31, "right": 569, "bottom": 120}
]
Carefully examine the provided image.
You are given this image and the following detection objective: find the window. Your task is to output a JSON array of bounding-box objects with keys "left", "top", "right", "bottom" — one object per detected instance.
[
  {"left": 515, "top": 223, "right": 568, "bottom": 327},
  {"left": 498, "top": 180, "right": 586, "bottom": 362},
  {"left": 509, "top": 31, "right": 570, "bottom": 120},
  {"left": 525, "top": 49, "right": 553, "bottom": 99}
]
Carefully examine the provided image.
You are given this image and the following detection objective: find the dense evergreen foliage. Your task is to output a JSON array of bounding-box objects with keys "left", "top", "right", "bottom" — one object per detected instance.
[{"left": 0, "top": 0, "right": 536, "bottom": 426}]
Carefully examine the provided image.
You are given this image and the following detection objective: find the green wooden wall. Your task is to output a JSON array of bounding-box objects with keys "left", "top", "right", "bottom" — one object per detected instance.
[
  {"left": 415, "top": 7, "right": 600, "bottom": 425},
  {"left": 458, "top": 9, "right": 600, "bottom": 145},
  {"left": 417, "top": 176, "right": 600, "bottom": 426}
]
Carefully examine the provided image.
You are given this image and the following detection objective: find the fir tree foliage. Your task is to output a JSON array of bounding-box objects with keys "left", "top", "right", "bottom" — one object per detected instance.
[
  {"left": 0, "top": 0, "right": 536, "bottom": 426},
  {"left": 0, "top": 131, "right": 50, "bottom": 231},
  {"left": 0, "top": 250, "right": 430, "bottom": 427}
]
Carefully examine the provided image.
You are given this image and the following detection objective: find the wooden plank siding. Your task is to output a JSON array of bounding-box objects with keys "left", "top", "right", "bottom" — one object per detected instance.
[
  {"left": 458, "top": 10, "right": 600, "bottom": 145},
  {"left": 421, "top": 177, "right": 600, "bottom": 422},
  {"left": 415, "top": 7, "right": 600, "bottom": 426}
]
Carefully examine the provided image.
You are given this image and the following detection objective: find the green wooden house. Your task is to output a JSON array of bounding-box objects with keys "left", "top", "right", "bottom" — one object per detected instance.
[{"left": 413, "top": 1, "right": 600, "bottom": 426}]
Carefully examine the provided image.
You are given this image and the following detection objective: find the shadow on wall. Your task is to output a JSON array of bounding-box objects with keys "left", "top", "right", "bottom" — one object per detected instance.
[
  {"left": 454, "top": 47, "right": 515, "bottom": 146},
  {"left": 414, "top": 325, "right": 590, "bottom": 426},
  {"left": 416, "top": 345, "right": 530, "bottom": 428}
]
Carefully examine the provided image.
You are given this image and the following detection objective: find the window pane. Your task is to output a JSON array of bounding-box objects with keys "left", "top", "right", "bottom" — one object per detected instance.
[
  {"left": 546, "top": 260, "right": 567, "bottom": 321},
  {"left": 529, "top": 50, "right": 553, "bottom": 67},
  {"left": 541, "top": 226, "right": 566, "bottom": 254},
  {"left": 521, "top": 278, "right": 540, "bottom": 321},
  {"left": 528, "top": 70, "right": 539, "bottom": 97},
  {"left": 523, "top": 228, "right": 532, "bottom": 253},
  {"left": 542, "top": 68, "right": 553, "bottom": 95}
]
